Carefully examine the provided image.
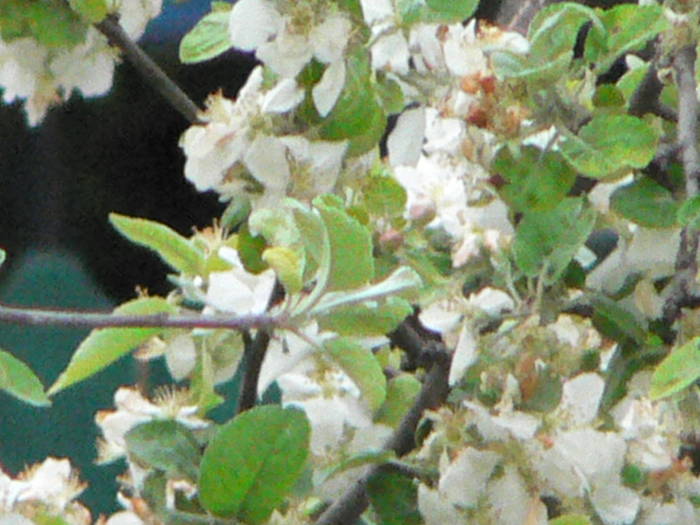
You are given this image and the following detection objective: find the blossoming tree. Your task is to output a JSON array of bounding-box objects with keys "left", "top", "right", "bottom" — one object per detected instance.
[{"left": 1, "top": 0, "right": 700, "bottom": 523}]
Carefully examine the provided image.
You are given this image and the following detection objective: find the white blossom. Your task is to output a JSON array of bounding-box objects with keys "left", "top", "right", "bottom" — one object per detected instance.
[
  {"left": 487, "top": 466, "right": 547, "bottom": 524},
  {"left": 163, "top": 333, "right": 197, "bottom": 381},
  {"left": 95, "top": 387, "right": 208, "bottom": 464},
  {"left": 0, "top": 0, "right": 161, "bottom": 125},
  {"left": 438, "top": 448, "right": 501, "bottom": 508},
  {"left": 109, "top": 0, "right": 163, "bottom": 41},
  {"left": 371, "top": 32, "right": 410, "bottom": 75},
  {"left": 417, "top": 484, "right": 463, "bottom": 525},
  {"left": 0, "top": 458, "right": 87, "bottom": 520},
  {"left": 312, "top": 60, "right": 346, "bottom": 117},
  {"left": 464, "top": 400, "right": 541, "bottom": 442},
  {"left": 387, "top": 107, "right": 425, "bottom": 168},
  {"left": 262, "top": 78, "right": 304, "bottom": 113},
  {"left": 205, "top": 246, "right": 276, "bottom": 316},
  {"left": 449, "top": 322, "right": 478, "bottom": 385},
  {"left": 556, "top": 372, "right": 605, "bottom": 426},
  {"left": 179, "top": 69, "right": 263, "bottom": 192},
  {"left": 104, "top": 511, "right": 144, "bottom": 525},
  {"left": 228, "top": 0, "right": 282, "bottom": 51},
  {"left": 229, "top": 1, "right": 350, "bottom": 78}
]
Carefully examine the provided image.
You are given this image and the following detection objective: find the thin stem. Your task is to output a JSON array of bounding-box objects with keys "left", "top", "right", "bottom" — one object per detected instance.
[
  {"left": 0, "top": 302, "right": 280, "bottom": 331},
  {"left": 237, "top": 280, "right": 284, "bottom": 413},
  {"left": 95, "top": 15, "right": 202, "bottom": 124},
  {"left": 237, "top": 329, "right": 271, "bottom": 413}
]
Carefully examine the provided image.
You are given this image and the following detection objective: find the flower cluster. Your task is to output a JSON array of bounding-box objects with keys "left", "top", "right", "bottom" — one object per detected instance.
[
  {"left": 0, "top": 0, "right": 162, "bottom": 125},
  {"left": 3, "top": 1, "right": 700, "bottom": 524},
  {"left": 411, "top": 315, "right": 700, "bottom": 524},
  {"left": 0, "top": 457, "right": 89, "bottom": 524}
]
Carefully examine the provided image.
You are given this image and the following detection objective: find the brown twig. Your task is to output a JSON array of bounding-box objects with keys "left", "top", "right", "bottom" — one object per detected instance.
[
  {"left": 95, "top": 14, "right": 202, "bottom": 124},
  {"left": 0, "top": 302, "right": 279, "bottom": 331},
  {"left": 236, "top": 281, "right": 284, "bottom": 413},
  {"left": 663, "top": 45, "right": 700, "bottom": 324},
  {"left": 314, "top": 342, "right": 450, "bottom": 525}
]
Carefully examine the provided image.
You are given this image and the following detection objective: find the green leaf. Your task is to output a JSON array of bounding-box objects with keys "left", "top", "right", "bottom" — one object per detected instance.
[
  {"left": 621, "top": 464, "right": 645, "bottom": 487},
  {"left": 32, "top": 513, "right": 71, "bottom": 525},
  {"left": 617, "top": 59, "right": 649, "bottom": 105},
  {"left": 422, "top": 0, "right": 478, "bottom": 23},
  {"left": 318, "top": 50, "right": 386, "bottom": 156},
  {"left": 617, "top": 61, "right": 650, "bottom": 105},
  {"left": 237, "top": 223, "right": 268, "bottom": 274},
  {"left": 125, "top": 420, "right": 201, "bottom": 480},
  {"left": 493, "top": 3, "right": 599, "bottom": 85},
  {"left": 375, "top": 73, "right": 405, "bottom": 115},
  {"left": 263, "top": 246, "right": 304, "bottom": 295},
  {"left": 199, "top": 406, "right": 310, "bottom": 523},
  {"left": 109, "top": 213, "right": 205, "bottom": 275},
  {"left": 528, "top": 3, "right": 598, "bottom": 61},
  {"left": 560, "top": 115, "right": 657, "bottom": 178},
  {"left": 190, "top": 348, "right": 224, "bottom": 413},
  {"left": 335, "top": 0, "right": 364, "bottom": 20},
  {"left": 601, "top": 342, "right": 665, "bottom": 410},
  {"left": 367, "top": 470, "right": 422, "bottom": 525},
  {"left": 249, "top": 206, "right": 301, "bottom": 248},
  {"left": 179, "top": 6, "right": 234, "bottom": 64},
  {"left": 592, "top": 84, "right": 625, "bottom": 109},
  {"left": 397, "top": 0, "right": 424, "bottom": 25},
  {"left": 68, "top": 0, "right": 107, "bottom": 23},
  {"left": 677, "top": 195, "right": 700, "bottom": 230},
  {"left": 590, "top": 295, "right": 647, "bottom": 345},
  {"left": 317, "top": 296, "right": 412, "bottom": 336},
  {"left": 0, "top": 349, "right": 50, "bottom": 407},
  {"left": 315, "top": 197, "right": 374, "bottom": 291},
  {"left": 519, "top": 367, "right": 562, "bottom": 412},
  {"left": 610, "top": 177, "right": 678, "bottom": 228},
  {"left": 585, "top": 4, "right": 669, "bottom": 72},
  {"left": 363, "top": 172, "right": 408, "bottom": 218},
  {"left": 310, "top": 266, "right": 422, "bottom": 315},
  {"left": 319, "top": 449, "right": 396, "bottom": 484},
  {"left": 325, "top": 338, "right": 386, "bottom": 412},
  {"left": 513, "top": 198, "right": 595, "bottom": 282},
  {"left": 291, "top": 200, "right": 326, "bottom": 272},
  {"left": 48, "top": 296, "right": 177, "bottom": 395},
  {"left": 492, "top": 146, "right": 576, "bottom": 213},
  {"left": 550, "top": 515, "right": 593, "bottom": 525},
  {"left": 374, "top": 374, "right": 421, "bottom": 427},
  {"left": 220, "top": 193, "right": 251, "bottom": 230},
  {"left": 650, "top": 337, "right": 700, "bottom": 400},
  {"left": 491, "top": 49, "right": 573, "bottom": 85},
  {"left": 0, "top": 0, "right": 87, "bottom": 48},
  {"left": 0, "top": 248, "right": 5, "bottom": 268}
]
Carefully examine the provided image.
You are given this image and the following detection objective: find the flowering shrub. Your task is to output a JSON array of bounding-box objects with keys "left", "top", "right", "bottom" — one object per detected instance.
[{"left": 2, "top": 0, "right": 700, "bottom": 524}]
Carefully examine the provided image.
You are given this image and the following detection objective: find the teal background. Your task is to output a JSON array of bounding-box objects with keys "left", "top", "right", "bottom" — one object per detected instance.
[{"left": 0, "top": 250, "right": 130, "bottom": 514}]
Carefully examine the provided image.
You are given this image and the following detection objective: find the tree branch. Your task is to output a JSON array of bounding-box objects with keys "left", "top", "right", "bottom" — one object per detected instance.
[
  {"left": 315, "top": 346, "right": 450, "bottom": 525},
  {"left": 95, "top": 15, "right": 202, "bottom": 124},
  {"left": 663, "top": 45, "right": 700, "bottom": 324},
  {"left": 237, "top": 281, "right": 284, "bottom": 413},
  {"left": 237, "top": 329, "right": 271, "bottom": 413},
  {"left": 0, "top": 302, "right": 279, "bottom": 331}
]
